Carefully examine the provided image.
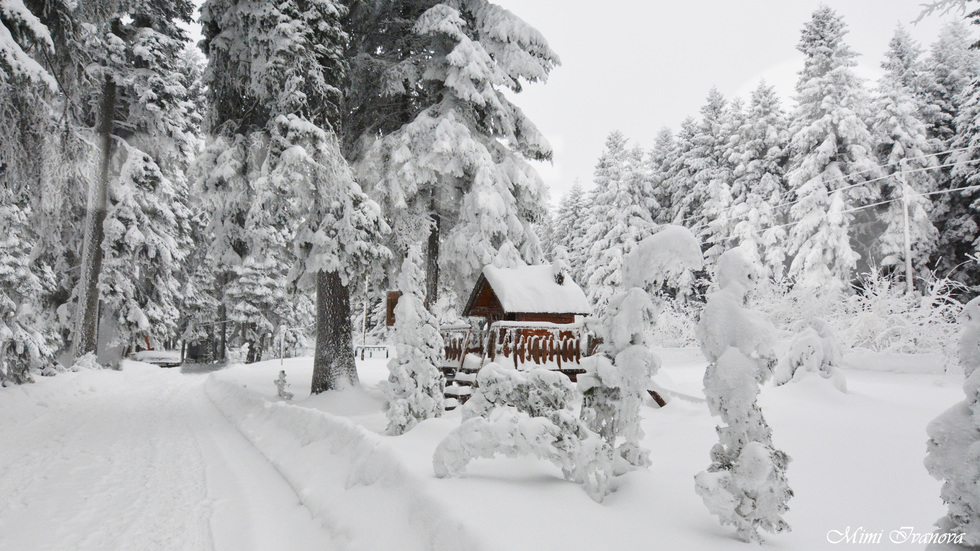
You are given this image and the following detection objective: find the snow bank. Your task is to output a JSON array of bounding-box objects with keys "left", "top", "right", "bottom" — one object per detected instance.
[{"left": 204, "top": 375, "right": 485, "bottom": 551}]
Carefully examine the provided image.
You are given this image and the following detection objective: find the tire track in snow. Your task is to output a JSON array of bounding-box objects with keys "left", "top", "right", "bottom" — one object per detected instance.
[{"left": 0, "top": 365, "right": 338, "bottom": 551}]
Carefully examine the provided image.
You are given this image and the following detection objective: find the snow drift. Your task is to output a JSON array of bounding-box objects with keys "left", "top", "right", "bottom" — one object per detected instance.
[{"left": 204, "top": 374, "right": 484, "bottom": 551}]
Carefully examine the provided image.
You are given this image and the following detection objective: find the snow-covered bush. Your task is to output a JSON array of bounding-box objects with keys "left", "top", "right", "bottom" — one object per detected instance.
[
  {"left": 844, "top": 271, "right": 963, "bottom": 358},
  {"left": 581, "top": 225, "right": 704, "bottom": 473},
  {"left": 381, "top": 247, "right": 444, "bottom": 435},
  {"left": 773, "top": 319, "right": 847, "bottom": 392},
  {"left": 274, "top": 370, "right": 294, "bottom": 400},
  {"left": 648, "top": 296, "right": 701, "bottom": 348},
  {"left": 694, "top": 248, "right": 792, "bottom": 543},
  {"left": 924, "top": 296, "right": 980, "bottom": 546},
  {"left": 754, "top": 270, "right": 963, "bottom": 366},
  {"left": 71, "top": 352, "right": 102, "bottom": 372},
  {"left": 433, "top": 363, "right": 613, "bottom": 502}
]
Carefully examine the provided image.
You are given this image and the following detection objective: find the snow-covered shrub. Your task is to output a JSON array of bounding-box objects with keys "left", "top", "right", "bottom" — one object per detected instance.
[
  {"left": 433, "top": 363, "right": 613, "bottom": 502},
  {"left": 581, "top": 225, "right": 704, "bottom": 474},
  {"left": 648, "top": 297, "right": 700, "bottom": 348},
  {"left": 381, "top": 247, "right": 444, "bottom": 435},
  {"left": 773, "top": 319, "right": 847, "bottom": 392},
  {"left": 274, "top": 370, "right": 294, "bottom": 400},
  {"left": 694, "top": 248, "right": 792, "bottom": 543},
  {"left": 924, "top": 296, "right": 980, "bottom": 546},
  {"left": 755, "top": 270, "right": 963, "bottom": 365},
  {"left": 845, "top": 271, "right": 963, "bottom": 359},
  {"left": 71, "top": 352, "right": 102, "bottom": 372}
]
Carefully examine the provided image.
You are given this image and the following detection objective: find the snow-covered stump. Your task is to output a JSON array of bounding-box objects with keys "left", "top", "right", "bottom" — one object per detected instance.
[
  {"left": 580, "top": 225, "right": 704, "bottom": 475},
  {"left": 773, "top": 319, "right": 846, "bottom": 392},
  {"left": 694, "top": 248, "right": 792, "bottom": 543},
  {"left": 381, "top": 247, "right": 445, "bottom": 435},
  {"left": 924, "top": 296, "right": 980, "bottom": 547},
  {"left": 433, "top": 363, "right": 614, "bottom": 502}
]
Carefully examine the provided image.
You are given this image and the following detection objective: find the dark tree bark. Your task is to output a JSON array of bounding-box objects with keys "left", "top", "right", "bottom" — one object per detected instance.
[
  {"left": 425, "top": 212, "right": 440, "bottom": 308},
  {"left": 311, "top": 269, "right": 358, "bottom": 393},
  {"left": 73, "top": 76, "right": 116, "bottom": 359}
]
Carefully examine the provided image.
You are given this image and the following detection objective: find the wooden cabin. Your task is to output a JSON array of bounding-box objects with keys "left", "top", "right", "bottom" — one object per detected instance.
[{"left": 441, "top": 264, "right": 592, "bottom": 406}]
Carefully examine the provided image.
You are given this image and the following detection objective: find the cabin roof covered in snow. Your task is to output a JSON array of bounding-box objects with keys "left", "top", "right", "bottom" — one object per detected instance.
[{"left": 463, "top": 264, "right": 591, "bottom": 316}]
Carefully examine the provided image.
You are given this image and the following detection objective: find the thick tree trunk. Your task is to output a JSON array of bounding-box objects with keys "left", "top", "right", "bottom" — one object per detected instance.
[
  {"left": 425, "top": 212, "right": 440, "bottom": 308},
  {"left": 311, "top": 269, "right": 357, "bottom": 393},
  {"left": 73, "top": 76, "right": 116, "bottom": 360}
]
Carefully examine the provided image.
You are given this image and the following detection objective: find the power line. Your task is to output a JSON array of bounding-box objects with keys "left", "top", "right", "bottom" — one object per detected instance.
[{"left": 677, "top": 146, "right": 980, "bottom": 230}]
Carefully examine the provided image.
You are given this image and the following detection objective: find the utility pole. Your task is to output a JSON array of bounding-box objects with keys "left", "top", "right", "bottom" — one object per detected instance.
[{"left": 898, "top": 160, "right": 914, "bottom": 296}]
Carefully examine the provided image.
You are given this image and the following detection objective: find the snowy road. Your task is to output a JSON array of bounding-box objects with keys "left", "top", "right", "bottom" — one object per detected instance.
[{"left": 0, "top": 364, "right": 339, "bottom": 551}]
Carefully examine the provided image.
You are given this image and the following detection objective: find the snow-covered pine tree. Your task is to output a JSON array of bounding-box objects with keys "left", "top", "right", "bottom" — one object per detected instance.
[
  {"left": 944, "top": 83, "right": 980, "bottom": 292},
  {"left": 581, "top": 225, "right": 703, "bottom": 473},
  {"left": 649, "top": 127, "right": 675, "bottom": 224},
  {"left": 786, "top": 7, "right": 879, "bottom": 293},
  {"left": 727, "top": 81, "right": 790, "bottom": 280},
  {"left": 664, "top": 117, "right": 699, "bottom": 225},
  {"left": 871, "top": 29, "right": 940, "bottom": 287},
  {"left": 689, "top": 88, "right": 735, "bottom": 266},
  {"left": 200, "top": 0, "right": 389, "bottom": 390},
  {"left": 354, "top": 0, "right": 558, "bottom": 304},
  {"left": 694, "top": 248, "right": 792, "bottom": 543},
  {"left": 0, "top": 0, "right": 56, "bottom": 88},
  {"left": 925, "top": 296, "right": 980, "bottom": 546},
  {"left": 922, "top": 22, "right": 979, "bottom": 150},
  {"left": 381, "top": 245, "right": 444, "bottom": 435},
  {"left": 0, "top": 199, "right": 53, "bottom": 384},
  {"left": 920, "top": 23, "right": 980, "bottom": 290},
  {"left": 0, "top": 0, "right": 60, "bottom": 380},
  {"left": 583, "top": 131, "right": 657, "bottom": 315},
  {"left": 67, "top": 0, "right": 196, "bottom": 361},
  {"left": 552, "top": 182, "right": 589, "bottom": 286}
]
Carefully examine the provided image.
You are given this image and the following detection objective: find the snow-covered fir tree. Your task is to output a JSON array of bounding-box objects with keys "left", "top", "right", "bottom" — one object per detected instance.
[
  {"left": 786, "top": 6, "right": 880, "bottom": 293},
  {"left": 552, "top": 182, "right": 589, "bottom": 285},
  {"left": 354, "top": 0, "right": 558, "bottom": 304},
  {"left": 688, "top": 88, "right": 735, "bottom": 265},
  {"left": 941, "top": 76, "right": 980, "bottom": 292},
  {"left": 199, "top": 0, "right": 388, "bottom": 389},
  {"left": 581, "top": 225, "right": 703, "bottom": 473},
  {"left": 649, "top": 127, "right": 675, "bottom": 224},
  {"left": 583, "top": 131, "right": 657, "bottom": 315},
  {"left": 47, "top": 0, "right": 196, "bottom": 362},
  {"left": 925, "top": 296, "right": 980, "bottom": 546},
  {"left": 694, "top": 248, "right": 792, "bottom": 543},
  {"left": 0, "top": 0, "right": 55, "bottom": 88},
  {"left": 728, "top": 81, "right": 790, "bottom": 279},
  {"left": 922, "top": 22, "right": 979, "bottom": 149},
  {"left": 664, "top": 117, "right": 699, "bottom": 225},
  {"left": 871, "top": 29, "right": 940, "bottom": 286},
  {"left": 381, "top": 245, "right": 445, "bottom": 435}
]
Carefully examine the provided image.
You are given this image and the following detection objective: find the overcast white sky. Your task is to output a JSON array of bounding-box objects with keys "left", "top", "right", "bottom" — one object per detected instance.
[{"left": 490, "top": 0, "right": 975, "bottom": 206}]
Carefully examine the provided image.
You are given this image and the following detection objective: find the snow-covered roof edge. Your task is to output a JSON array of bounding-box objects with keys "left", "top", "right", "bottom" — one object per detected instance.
[{"left": 468, "top": 264, "right": 591, "bottom": 315}]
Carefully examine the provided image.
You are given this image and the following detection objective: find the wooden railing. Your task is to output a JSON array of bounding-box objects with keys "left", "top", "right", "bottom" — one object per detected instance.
[
  {"left": 439, "top": 324, "right": 483, "bottom": 371},
  {"left": 486, "top": 321, "right": 587, "bottom": 374}
]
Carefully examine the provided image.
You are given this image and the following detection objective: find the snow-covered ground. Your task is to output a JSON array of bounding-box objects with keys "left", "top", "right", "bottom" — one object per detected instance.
[{"left": 0, "top": 350, "right": 961, "bottom": 550}]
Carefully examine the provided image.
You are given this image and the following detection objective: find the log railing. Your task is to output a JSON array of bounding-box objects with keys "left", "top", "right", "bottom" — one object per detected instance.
[{"left": 486, "top": 321, "right": 587, "bottom": 375}]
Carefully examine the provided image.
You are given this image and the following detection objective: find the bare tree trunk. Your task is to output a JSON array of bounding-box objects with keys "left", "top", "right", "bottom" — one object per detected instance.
[
  {"left": 425, "top": 212, "right": 440, "bottom": 308},
  {"left": 311, "top": 269, "right": 357, "bottom": 393},
  {"left": 73, "top": 76, "right": 116, "bottom": 360}
]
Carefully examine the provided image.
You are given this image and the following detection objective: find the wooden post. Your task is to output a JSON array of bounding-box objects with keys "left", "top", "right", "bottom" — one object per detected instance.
[{"left": 898, "top": 160, "right": 914, "bottom": 296}]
